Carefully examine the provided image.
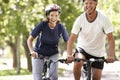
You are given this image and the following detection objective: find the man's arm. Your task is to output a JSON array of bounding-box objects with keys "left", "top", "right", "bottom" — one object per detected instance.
[
  {"left": 106, "top": 32, "right": 115, "bottom": 63},
  {"left": 66, "top": 33, "right": 77, "bottom": 62}
]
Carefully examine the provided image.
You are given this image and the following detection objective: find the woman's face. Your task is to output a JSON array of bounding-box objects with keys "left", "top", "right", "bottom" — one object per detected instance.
[
  {"left": 84, "top": 0, "right": 97, "bottom": 15},
  {"left": 48, "top": 11, "right": 60, "bottom": 24}
]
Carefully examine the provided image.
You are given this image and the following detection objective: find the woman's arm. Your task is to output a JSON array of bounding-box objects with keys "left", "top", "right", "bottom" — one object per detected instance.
[{"left": 27, "top": 35, "right": 38, "bottom": 58}]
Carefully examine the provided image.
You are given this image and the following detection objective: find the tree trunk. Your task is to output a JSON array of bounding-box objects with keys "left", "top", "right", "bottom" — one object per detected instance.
[
  {"left": 6, "top": 37, "right": 17, "bottom": 68},
  {"left": 22, "top": 32, "right": 32, "bottom": 72},
  {"left": 16, "top": 36, "right": 20, "bottom": 74},
  {"left": 12, "top": 46, "right": 17, "bottom": 68}
]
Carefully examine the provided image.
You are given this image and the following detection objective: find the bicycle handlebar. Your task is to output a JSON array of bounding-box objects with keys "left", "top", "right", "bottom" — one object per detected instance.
[
  {"left": 52, "top": 59, "right": 67, "bottom": 63},
  {"left": 51, "top": 58, "right": 107, "bottom": 64},
  {"left": 36, "top": 54, "right": 107, "bottom": 63},
  {"left": 50, "top": 58, "right": 107, "bottom": 64},
  {"left": 74, "top": 58, "right": 107, "bottom": 63}
]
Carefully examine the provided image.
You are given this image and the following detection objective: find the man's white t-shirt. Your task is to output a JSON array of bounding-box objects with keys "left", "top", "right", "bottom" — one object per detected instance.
[{"left": 71, "top": 10, "right": 114, "bottom": 57}]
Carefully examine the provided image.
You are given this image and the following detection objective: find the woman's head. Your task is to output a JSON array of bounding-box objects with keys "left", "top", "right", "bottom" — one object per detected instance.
[
  {"left": 45, "top": 4, "right": 61, "bottom": 17},
  {"left": 45, "top": 4, "right": 61, "bottom": 23}
]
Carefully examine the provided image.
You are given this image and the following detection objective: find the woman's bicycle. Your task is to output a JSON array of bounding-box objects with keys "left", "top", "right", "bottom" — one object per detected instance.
[
  {"left": 40, "top": 57, "right": 66, "bottom": 80},
  {"left": 74, "top": 58, "right": 107, "bottom": 80}
]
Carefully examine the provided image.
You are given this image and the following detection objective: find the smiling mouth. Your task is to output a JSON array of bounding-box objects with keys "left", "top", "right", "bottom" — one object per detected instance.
[
  {"left": 85, "top": 8, "right": 92, "bottom": 12},
  {"left": 51, "top": 20, "right": 57, "bottom": 22},
  {"left": 86, "top": 7, "right": 92, "bottom": 11}
]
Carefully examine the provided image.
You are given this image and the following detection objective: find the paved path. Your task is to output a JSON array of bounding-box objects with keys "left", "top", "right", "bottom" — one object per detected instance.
[
  {"left": 0, "top": 61, "right": 120, "bottom": 80},
  {"left": 59, "top": 61, "right": 120, "bottom": 80},
  {"left": 101, "top": 61, "right": 120, "bottom": 80}
]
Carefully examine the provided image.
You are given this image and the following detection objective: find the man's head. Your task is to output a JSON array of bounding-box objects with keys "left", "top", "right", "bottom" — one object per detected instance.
[{"left": 83, "top": 0, "right": 98, "bottom": 15}]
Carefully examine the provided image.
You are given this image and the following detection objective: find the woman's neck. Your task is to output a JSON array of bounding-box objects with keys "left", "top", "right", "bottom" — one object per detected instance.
[{"left": 48, "top": 22, "right": 56, "bottom": 28}]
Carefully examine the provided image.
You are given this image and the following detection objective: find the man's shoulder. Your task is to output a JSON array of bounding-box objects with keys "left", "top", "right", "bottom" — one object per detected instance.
[
  {"left": 79, "top": 12, "right": 86, "bottom": 17},
  {"left": 97, "top": 10, "right": 108, "bottom": 18},
  {"left": 75, "top": 12, "right": 86, "bottom": 21}
]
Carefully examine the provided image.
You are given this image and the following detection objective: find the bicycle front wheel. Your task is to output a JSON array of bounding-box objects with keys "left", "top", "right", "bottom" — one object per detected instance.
[
  {"left": 81, "top": 64, "right": 91, "bottom": 80},
  {"left": 81, "top": 67, "right": 88, "bottom": 80}
]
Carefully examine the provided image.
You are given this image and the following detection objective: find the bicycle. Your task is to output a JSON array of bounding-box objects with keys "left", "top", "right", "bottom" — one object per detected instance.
[
  {"left": 38, "top": 55, "right": 66, "bottom": 80},
  {"left": 38, "top": 54, "right": 106, "bottom": 80},
  {"left": 74, "top": 58, "right": 107, "bottom": 80}
]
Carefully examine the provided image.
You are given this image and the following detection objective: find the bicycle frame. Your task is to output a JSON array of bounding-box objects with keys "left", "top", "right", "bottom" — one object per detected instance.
[
  {"left": 81, "top": 60, "right": 92, "bottom": 80},
  {"left": 41, "top": 58, "right": 66, "bottom": 80},
  {"left": 42, "top": 58, "right": 51, "bottom": 80}
]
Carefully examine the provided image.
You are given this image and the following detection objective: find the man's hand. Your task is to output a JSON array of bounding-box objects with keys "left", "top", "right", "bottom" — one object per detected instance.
[
  {"left": 106, "top": 56, "right": 115, "bottom": 63},
  {"left": 66, "top": 55, "right": 75, "bottom": 63}
]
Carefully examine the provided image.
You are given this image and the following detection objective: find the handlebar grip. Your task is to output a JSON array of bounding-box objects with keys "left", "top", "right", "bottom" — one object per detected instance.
[{"left": 58, "top": 59, "right": 67, "bottom": 63}]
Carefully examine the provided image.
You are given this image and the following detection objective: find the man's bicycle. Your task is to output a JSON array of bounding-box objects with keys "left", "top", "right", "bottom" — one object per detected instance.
[{"left": 74, "top": 58, "right": 107, "bottom": 80}]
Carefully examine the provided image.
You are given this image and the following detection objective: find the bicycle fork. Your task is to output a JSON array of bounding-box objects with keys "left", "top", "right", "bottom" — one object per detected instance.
[
  {"left": 82, "top": 61, "right": 92, "bottom": 80},
  {"left": 42, "top": 59, "right": 52, "bottom": 80}
]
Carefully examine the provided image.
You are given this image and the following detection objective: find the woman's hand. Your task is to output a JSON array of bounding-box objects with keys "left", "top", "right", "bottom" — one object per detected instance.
[{"left": 30, "top": 51, "right": 38, "bottom": 58}]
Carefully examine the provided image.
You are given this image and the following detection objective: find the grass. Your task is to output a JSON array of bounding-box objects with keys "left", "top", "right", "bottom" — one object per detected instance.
[
  {"left": 0, "top": 69, "right": 32, "bottom": 76},
  {"left": 0, "top": 68, "right": 66, "bottom": 76}
]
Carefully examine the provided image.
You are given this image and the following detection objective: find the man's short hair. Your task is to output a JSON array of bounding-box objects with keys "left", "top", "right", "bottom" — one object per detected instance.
[{"left": 83, "top": 0, "right": 98, "bottom": 2}]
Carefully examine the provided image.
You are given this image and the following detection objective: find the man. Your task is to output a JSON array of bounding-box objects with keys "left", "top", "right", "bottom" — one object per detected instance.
[{"left": 66, "top": 0, "right": 115, "bottom": 80}]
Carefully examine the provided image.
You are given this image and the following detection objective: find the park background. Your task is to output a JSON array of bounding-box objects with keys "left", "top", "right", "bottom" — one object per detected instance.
[{"left": 0, "top": 0, "right": 120, "bottom": 80}]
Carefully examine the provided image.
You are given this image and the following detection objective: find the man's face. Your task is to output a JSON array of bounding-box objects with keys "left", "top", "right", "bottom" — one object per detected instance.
[{"left": 83, "top": 0, "right": 97, "bottom": 15}]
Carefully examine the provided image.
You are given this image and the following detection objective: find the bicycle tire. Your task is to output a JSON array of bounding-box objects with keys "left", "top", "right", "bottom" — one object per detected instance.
[
  {"left": 81, "top": 62, "right": 91, "bottom": 80},
  {"left": 81, "top": 67, "right": 87, "bottom": 80}
]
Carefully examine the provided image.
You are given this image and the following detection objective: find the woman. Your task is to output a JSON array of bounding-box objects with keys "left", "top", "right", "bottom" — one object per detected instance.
[{"left": 27, "top": 4, "right": 69, "bottom": 80}]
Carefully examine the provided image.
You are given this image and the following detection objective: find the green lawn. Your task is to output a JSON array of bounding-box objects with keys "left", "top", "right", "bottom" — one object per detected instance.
[
  {"left": 0, "top": 68, "right": 65, "bottom": 76},
  {"left": 0, "top": 69, "right": 32, "bottom": 76}
]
